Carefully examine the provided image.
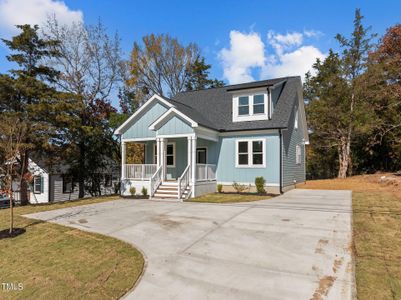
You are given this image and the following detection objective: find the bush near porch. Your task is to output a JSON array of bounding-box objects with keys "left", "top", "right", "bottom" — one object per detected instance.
[{"left": 0, "top": 196, "right": 144, "bottom": 299}]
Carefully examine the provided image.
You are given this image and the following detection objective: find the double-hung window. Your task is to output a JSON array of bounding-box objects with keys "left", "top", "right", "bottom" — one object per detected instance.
[
  {"left": 296, "top": 145, "right": 302, "bottom": 165},
  {"left": 63, "top": 176, "right": 74, "bottom": 193},
  {"left": 153, "top": 143, "right": 175, "bottom": 166},
  {"left": 33, "top": 176, "right": 42, "bottom": 194},
  {"left": 253, "top": 94, "right": 265, "bottom": 114},
  {"left": 234, "top": 92, "right": 267, "bottom": 122},
  {"left": 238, "top": 96, "right": 249, "bottom": 115},
  {"left": 236, "top": 139, "right": 266, "bottom": 168}
]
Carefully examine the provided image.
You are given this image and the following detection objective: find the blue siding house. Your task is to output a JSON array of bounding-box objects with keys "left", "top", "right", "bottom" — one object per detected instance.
[{"left": 115, "top": 76, "right": 309, "bottom": 200}]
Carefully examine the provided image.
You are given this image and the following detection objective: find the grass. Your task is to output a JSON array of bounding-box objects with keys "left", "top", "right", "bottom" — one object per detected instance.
[
  {"left": 187, "top": 192, "right": 272, "bottom": 203},
  {"left": 0, "top": 196, "right": 145, "bottom": 300},
  {"left": 298, "top": 174, "right": 401, "bottom": 299}
]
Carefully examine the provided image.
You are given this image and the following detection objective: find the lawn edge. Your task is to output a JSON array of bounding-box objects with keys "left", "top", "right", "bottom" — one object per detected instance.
[{"left": 22, "top": 214, "right": 147, "bottom": 299}]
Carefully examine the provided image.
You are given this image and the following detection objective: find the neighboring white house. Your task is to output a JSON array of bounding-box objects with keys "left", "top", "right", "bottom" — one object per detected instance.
[
  {"left": 115, "top": 76, "right": 309, "bottom": 200},
  {"left": 12, "top": 158, "right": 120, "bottom": 204}
]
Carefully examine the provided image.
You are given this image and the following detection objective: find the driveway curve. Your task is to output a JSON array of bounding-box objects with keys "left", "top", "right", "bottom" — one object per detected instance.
[{"left": 26, "top": 189, "right": 354, "bottom": 300}]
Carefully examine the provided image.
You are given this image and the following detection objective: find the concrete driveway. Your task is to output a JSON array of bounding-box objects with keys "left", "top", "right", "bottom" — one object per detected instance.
[{"left": 26, "top": 189, "right": 354, "bottom": 300}]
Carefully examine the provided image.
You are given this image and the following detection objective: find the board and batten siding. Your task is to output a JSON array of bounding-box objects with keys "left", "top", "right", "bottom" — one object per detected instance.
[
  {"left": 216, "top": 133, "right": 281, "bottom": 186},
  {"left": 282, "top": 103, "right": 306, "bottom": 190},
  {"left": 122, "top": 101, "right": 169, "bottom": 139},
  {"left": 156, "top": 115, "right": 194, "bottom": 136}
]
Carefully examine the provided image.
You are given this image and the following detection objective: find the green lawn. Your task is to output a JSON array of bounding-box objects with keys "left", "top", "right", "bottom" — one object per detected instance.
[
  {"left": 187, "top": 193, "right": 271, "bottom": 203},
  {"left": 0, "top": 196, "right": 144, "bottom": 300},
  {"left": 300, "top": 176, "right": 401, "bottom": 299}
]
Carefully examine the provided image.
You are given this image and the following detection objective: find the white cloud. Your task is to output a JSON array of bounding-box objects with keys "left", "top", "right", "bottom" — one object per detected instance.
[
  {"left": 218, "top": 29, "right": 326, "bottom": 84},
  {"left": 0, "top": 0, "right": 83, "bottom": 37},
  {"left": 262, "top": 45, "right": 326, "bottom": 79},
  {"left": 218, "top": 30, "right": 265, "bottom": 84}
]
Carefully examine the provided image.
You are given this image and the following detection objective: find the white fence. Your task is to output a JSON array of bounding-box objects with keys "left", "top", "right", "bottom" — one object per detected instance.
[{"left": 196, "top": 164, "right": 216, "bottom": 181}]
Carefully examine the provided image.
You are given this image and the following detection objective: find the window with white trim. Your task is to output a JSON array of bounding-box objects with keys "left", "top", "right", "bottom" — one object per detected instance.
[
  {"left": 233, "top": 92, "right": 268, "bottom": 122},
  {"left": 33, "top": 176, "right": 42, "bottom": 194},
  {"left": 236, "top": 139, "right": 266, "bottom": 167},
  {"left": 238, "top": 96, "right": 249, "bottom": 115},
  {"left": 153, "top": 143, "right": 175, "bottom": 166},
  {"left": 166, "top": 143, "right": 175, "bottom": 167},
  {"left": 296, "top": 144, "right": 302, "bottom": 165}
]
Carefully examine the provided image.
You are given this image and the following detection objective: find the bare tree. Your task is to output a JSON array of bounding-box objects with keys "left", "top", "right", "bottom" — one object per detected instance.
[
  {"left": 0, "top": 115, "right": 30, "bottom": 234},
  {"left": 44, "top": 16, "right": 123, "bottom": 104},
  {"left": 129, "top": 33, "right": 200, "bottom": 97}
]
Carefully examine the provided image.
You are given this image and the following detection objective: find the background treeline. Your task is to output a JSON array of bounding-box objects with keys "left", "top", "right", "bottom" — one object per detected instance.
[
  {"left": 304, "top": 9, "right": 401, "bottom": 179},
  {"left": 0, "top": 18, "right": 222, "bottom": 205}
]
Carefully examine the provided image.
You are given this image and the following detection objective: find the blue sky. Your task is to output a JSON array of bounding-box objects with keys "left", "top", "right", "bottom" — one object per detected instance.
[{"left": 0, "top": 0, "right": 400, "bottom": 107}]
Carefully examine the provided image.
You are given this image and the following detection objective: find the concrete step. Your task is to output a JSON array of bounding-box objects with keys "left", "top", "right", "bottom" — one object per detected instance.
[{"left": 153, "top": 193, "right": 179, "bottom": 198}]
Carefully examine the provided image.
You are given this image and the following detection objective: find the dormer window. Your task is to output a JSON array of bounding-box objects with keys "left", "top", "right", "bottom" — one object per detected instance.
[
  {"left": 238, "top": 96, "right": 249, "bottom": 115},
  {"left": 232, "top": 91, "right": 269, "bottom": 122}
]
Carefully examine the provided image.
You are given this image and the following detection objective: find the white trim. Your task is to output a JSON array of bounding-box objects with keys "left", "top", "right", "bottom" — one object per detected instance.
[
  {"left": 156, "top": 133, "right": 195, "bottom": 139},
  {"left": 195, "top": 126, "right": 219, "bottom": 142},
  {"left": 115, "top": 94, "right": 173, "bottom": 135},
  {"left": 218, "top": 181, "right": 280, "bottom": 187},
  {"left": 235, "top": 138, "right": 266, "bottom": 168},
  {"left": 121, "top": 137, "right": 156, "bottom": 142},
  {"left": 232, "top": 91, "right": 269, "bottom": 123},
  {"left": 294, "top": 108, "right": 299, "bottom": 130},
  {"left": 219, "top": 129, "right": 279, "bottom": 136},
  {"left": 149, "top": 107, "right": 198, "bottom": 130}
]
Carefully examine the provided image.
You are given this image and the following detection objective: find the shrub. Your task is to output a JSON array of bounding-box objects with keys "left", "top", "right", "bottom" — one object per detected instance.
[
  {"left": 141, "top": 186, "right": 148, "bottom": 196},
  {"left": 129, "top": 187, "right": 136, "bottom": 196},
  {"left": 255, "top": 177, "right": 266, "bottom": 194},
  {"left": 232, "top": 182, "right": 247, "bottom": 193},
  {"left": 217, "top": 184, "right": 223, "bottom": 193}
]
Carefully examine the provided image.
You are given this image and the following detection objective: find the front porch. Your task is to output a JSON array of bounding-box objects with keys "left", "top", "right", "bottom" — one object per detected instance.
[{"left": 121, "top": 135, "right": 217, "bottom": 200}]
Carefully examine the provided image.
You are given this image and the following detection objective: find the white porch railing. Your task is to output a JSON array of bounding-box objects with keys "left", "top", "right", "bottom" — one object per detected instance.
[
  {"left": 178, "top": 164, "right": 191, "bottom": 201},
  {"left": 196, "top": 164, "right": 216, "bottom": 181},
  {"left": 150, "top": 165, "right": 162, "bottom": 197},
  {"left": 124, "top": 164, "right": 157, "bottom": 180}
]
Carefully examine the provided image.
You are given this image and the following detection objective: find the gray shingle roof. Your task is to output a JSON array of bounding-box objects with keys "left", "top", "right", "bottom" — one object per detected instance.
[{"left": 171, "top": 76, "right": 301, "bottom": 132}]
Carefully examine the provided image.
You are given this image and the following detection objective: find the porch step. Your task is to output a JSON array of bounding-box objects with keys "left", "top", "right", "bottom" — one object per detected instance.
[{"left": 152, "top": 181, "right": 190, "bottom": 200}]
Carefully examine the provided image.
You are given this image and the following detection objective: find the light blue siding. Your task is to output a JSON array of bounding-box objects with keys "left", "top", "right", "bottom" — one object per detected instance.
[
  {"left": 216, "top": 133, "right": 280, "bottom": 185},
  {"left": 157, "top": 115, "right": 194, "bottom": 136},
  {"left": 197, "top": 138, "right": 218, "bottom": 164},
  {"left": 282, "top": 103, "right": 306, "bottom": 187},
  {"left": 122, "top": 101, "right": 168, "bottom": 139}
]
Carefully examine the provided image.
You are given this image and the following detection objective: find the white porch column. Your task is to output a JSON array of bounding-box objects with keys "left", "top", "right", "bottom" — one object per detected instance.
[
  {"left": 156, "top": 138, "right": 161, "bottom": 167},
  {"left": 191, "top": 136, "right": 197, "bottom": 197},
  {"left": 160, "top": 138, "right": 166, "bottom": 181},
  {"left": 121, "top": 140, "right": 126, "bottom": 179}
]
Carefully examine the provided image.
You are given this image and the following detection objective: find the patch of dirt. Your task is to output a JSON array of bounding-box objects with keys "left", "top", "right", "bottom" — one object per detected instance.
[
  {"left": 153, "top": 215, "right": 182, "bottom": 230},
  {"left": 310, "top": 276, "right": 337, "bottom": 300},
  {"left": 332, "top": 258, "right": 343, "bottom": 273},
  {"left": 78, "top": 219, "right": 88, "bottom": 224},
  {"left": 281, "top": 218, "right": 290, "bottom": 222},
  {"left": 0, "top": 228, "right": 26, "bottom": 239},
  {"left": 315, "top": 239, "right": 329, "bottom": 254}
]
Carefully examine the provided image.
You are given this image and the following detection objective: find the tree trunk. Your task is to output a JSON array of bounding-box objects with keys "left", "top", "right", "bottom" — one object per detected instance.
[
  {"left": 338, "top": 134, "right": 352, "bottom": 179},
  {"left": 9, "top": 189, "right": 13, "bottom": 234},
  {"left": 19, "top": 151, "right": 30, "bottom": 206},
  {"left": 78, "top": 142, "right": 85, "bottom": 199}
]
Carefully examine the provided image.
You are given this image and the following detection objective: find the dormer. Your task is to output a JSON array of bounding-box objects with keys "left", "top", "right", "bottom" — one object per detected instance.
[{"left": 230, "top": 88, "right": 271, "bottom": 123}]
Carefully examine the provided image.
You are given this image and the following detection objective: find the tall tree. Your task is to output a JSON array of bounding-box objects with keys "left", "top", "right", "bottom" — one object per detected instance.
[
  {"left": 0, "top": 116, "right": 29, "bottom": 233},
  {"left": 185, "top": 56, "right": 224, "bottom": 91},
  {"left": 304, "top": 9, "right": 375, "bottom": 178},
  {"left": 0, "top": 25, "right": 63, "bottom": 204},
  {"left": 44, "top": 18, "right": 122, "bottom": 198},
  {"left": 129, "top": 34, "right": 223, "bottom": 98}
]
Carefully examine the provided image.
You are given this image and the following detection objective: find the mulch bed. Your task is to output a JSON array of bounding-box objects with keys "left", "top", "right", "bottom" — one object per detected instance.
[{"left": 0, "top": 228, "right": 26, "bottom": 240}]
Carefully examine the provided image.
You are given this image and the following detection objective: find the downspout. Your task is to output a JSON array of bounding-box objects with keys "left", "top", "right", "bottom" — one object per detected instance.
[{"left": 279, "top": 129, "right": 283, "bottom": 194}]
